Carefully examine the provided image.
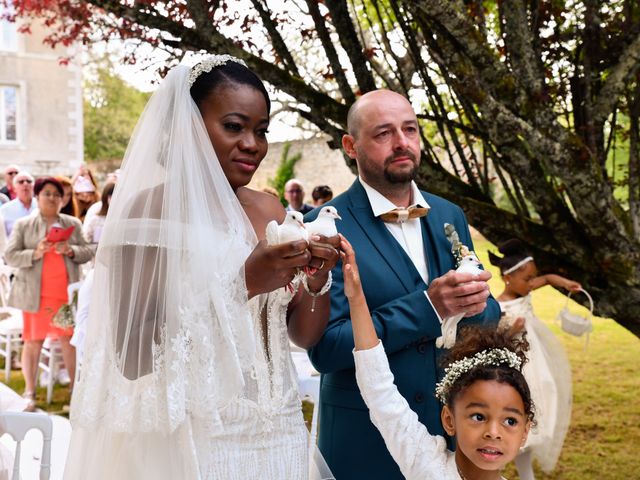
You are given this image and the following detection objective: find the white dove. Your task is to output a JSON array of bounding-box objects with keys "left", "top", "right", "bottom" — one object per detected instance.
[
  {"left": 266, "top": 211, "right": 309, "bottom": 245},
  {"left": 303, "top": 206, "right": 342, "bottom": 275},
  {"left": 305, "top": 206, "right": 342, "bottom": 237},
  {"left": 436, "top": 252, "right": 483, "bottom": 349},
  {"left": 266, "top": 211, "right": 309, "bottom": 293}
]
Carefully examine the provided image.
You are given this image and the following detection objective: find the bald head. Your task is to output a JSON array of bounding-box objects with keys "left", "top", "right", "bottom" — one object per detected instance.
[{"left": 347, "top": 90, "right": 415, "bottom": 138}]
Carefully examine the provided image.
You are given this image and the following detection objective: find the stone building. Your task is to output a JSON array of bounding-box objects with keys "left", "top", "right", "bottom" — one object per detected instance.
[
  {"left": 249, "top": 136, "right": 356, "bottom": 203},
  {"left": 0, "top": 10, "right": 83, "bottom": 175}
]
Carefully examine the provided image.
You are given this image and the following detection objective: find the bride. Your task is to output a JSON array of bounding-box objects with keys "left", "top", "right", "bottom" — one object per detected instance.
[{"left": 64, "top": 55, "right": 339, "bottom": 479}]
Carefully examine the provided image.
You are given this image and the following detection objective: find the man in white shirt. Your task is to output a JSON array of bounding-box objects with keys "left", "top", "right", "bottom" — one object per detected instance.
[
  {"left": 307, "top": 89, "right": 501, "bottom": 480},
  {"left": 0, "top": 171, "right": 36, "bottom": 237}
]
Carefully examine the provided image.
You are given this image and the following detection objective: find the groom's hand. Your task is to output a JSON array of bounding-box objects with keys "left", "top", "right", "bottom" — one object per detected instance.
[{"left": 427, "top": 270, "right": 491, "bottom": 318}]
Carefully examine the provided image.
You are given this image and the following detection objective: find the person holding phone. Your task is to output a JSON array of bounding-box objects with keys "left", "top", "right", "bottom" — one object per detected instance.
[{"left": 4, "top": 177, "right": 93, "bottom": 409}]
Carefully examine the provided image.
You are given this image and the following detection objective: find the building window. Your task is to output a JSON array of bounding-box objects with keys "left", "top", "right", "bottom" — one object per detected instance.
[
  {"left": 0, "top": 1, "right": 17, "bottom": 52},
  {"left": 0, "top": 86, "right": 18, "bottom": 143}
]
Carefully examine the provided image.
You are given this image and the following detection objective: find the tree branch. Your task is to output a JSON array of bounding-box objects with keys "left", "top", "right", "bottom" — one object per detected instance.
[
  {"left": 249, "top": 0, "right": 299, "bottom": 76},
  {"left": 305, "top": 0, "right": 355, "bottom": 103},
  {"left": 324, "top": 0, "right": 377, "bottom": 93},
  {"left": 593, "top": 31, "right": 640, "bottom": 125},
  {"left": 88, "top": 0, "right": 350, "bottom": 126}
]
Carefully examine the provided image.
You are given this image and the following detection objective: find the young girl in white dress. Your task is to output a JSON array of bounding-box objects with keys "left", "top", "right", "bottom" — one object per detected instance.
[
  {"left": 340, "top": 236, "right": 533, "bottom": 480},
  {"left": 488, "top": 239, "right": 578, "bottom": 480}
]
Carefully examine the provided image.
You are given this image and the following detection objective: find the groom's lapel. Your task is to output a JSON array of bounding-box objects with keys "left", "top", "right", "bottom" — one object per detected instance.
[
  {"left": 420, "top": 195, "right": 453, "bottom": 283},
  {"left": 346, "top": 180, "right": 415, "bottom": 293}
]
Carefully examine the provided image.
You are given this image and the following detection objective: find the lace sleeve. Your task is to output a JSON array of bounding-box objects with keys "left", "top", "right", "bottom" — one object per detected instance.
[{"left": 354, "top": 342, "right": 451, "bottom": 479}]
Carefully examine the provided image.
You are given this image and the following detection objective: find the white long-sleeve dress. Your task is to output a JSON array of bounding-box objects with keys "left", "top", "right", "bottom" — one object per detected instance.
[
  {"left": 499, "top": 294, "right": 572, "bottom": 472},
  {"left": 354, "top": 342, "right": 463, "bottom": 480}
]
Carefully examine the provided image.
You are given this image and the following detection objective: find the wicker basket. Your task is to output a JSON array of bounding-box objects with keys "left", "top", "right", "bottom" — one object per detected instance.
[{"left": 556, "top": 288, "right": 594, "bottom": 337}]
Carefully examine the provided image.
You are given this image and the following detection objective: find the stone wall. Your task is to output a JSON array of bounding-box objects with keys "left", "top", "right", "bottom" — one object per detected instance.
[{"left": 248, "top": 136, "right": 356, "bottom": 204}]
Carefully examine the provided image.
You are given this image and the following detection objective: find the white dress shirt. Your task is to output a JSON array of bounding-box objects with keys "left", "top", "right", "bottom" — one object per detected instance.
[
  {"left": 359, "top": 178, "right": 443, "bottom": 322},
  {"left": 360, "top": 178, "right": 429, "bottom": 282}
]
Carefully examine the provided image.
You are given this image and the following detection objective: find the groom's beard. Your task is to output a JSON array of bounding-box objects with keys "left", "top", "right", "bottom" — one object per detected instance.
[{"left": 383, "top": 150, "right": 418, "bottom": 184}]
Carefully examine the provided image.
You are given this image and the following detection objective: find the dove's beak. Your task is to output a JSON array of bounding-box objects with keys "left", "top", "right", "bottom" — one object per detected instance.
[{"left": 334, "top": 213, "right": 342, "bottom": 220}]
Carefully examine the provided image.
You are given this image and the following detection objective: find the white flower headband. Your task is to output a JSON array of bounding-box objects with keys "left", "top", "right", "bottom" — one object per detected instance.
[
  {"left": 503, "top": 256, "right": 534, "bottom": 275},
  {"left": 187, "top": 54, "right": 248, "bottom": 87},
  {"left": 435, "top": 348, "right": 522, "bottom": 403}
]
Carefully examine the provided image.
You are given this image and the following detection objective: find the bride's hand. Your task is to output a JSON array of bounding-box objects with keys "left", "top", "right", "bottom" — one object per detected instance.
[
  {"left": 244, "top": 239, "right": 311, "bottom": 298},
  {"left": 305, "top": 234, "right": 340, "bottom": 292}
]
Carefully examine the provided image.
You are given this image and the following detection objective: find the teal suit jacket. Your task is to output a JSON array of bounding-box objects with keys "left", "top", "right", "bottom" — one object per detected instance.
[{"left": 306, "top": 179, "right": 500, "bottom": 479}]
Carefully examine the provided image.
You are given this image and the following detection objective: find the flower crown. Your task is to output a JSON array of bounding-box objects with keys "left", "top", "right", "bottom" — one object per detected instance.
[
  {"left": 435, "top": 348, "right": 522, "bottom": 403},
  {"left": 187, "top": 54, "right": 247, "bottom": 87}
]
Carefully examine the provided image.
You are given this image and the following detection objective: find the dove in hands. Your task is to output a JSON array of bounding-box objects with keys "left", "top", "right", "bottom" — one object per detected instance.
[
  {"left": 436, "top": 252, "right": 483, "bottom": 349},
  {"left": 304, "top": 206, "right": 341, "bottom": 275},
  {"left": 266, "top": 211, "right": 309, "bottom": 293},
  {"left": 305, "top": 206, "right": 341, "bottom": 237},
  {"left": 266, "top": 211, "right": 309, "bottom": 245}
]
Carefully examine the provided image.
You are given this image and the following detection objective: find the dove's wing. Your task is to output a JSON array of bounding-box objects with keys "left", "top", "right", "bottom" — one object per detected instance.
[{"left": 266, "top": 220, "right": 280, "bottom": 246}]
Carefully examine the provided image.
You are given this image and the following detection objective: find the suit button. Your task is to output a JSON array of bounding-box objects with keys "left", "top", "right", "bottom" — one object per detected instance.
[
  {"left": 415, "top": 392, "right": 424, "bottom": 403},
  {"left": 417, "top": 344, "right": 426, "bottom": 354}
]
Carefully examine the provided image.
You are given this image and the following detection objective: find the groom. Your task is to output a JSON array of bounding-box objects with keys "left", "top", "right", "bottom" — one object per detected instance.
[{"left": 306, "top": 89, "right": 501, "bottom": 479}]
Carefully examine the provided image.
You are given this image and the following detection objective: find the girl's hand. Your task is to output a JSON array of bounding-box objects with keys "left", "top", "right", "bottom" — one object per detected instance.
[
  {"left": 563, "top": 279, "right": 582, "bottom": 292},
  {"left": 33, "top": 238, "right": 52, "bottom": 261},
  {"left": 340, "top": 235, "right": 363, "bottom": 299},
  {"left": 245, "top": 239, "right": 311, "bottom": 299}
]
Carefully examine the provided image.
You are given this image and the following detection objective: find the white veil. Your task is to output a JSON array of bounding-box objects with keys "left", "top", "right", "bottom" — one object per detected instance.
[{"left": 65, "top": 65, "right": 259, "bottom": 478}]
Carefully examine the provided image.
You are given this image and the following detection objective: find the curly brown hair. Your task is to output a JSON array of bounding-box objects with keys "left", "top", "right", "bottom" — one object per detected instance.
[{"left": 439, "top": 325, "right": 536, "bottom": 424}]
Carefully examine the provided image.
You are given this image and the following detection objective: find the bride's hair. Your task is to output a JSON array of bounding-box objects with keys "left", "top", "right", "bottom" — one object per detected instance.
[{"left": 189, "top": 61, "right": 271, "bottom": 113}]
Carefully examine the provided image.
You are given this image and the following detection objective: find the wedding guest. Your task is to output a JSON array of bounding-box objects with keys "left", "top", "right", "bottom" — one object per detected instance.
[
  {"left": 489, "top": 239, "right": 577, "bottom": 480},
  {"left": 82, "top": 182, "right": 114, "bottom": 248},
  {"left": 4, "top": 177, "right": 93, "bottom": 409},
  {"left": 306, "top": 89, "right": 500, "bottom": 479},
  {"left": 0, "top": 171, "right": 36, "bottom": 237},
  {"left": 0, "top": 164, "right": 20, "bottom": 201},
  {"left": 84, "top": 171, "right": 119, "bottom": 226},
  {"left": 285, "top": 178, "right": 313, "bottom": 214},
  {"left": 312, "top": 185, "right": 333, "bottom": 207},
  {"left": 73, "top": 176, "right": 99, "bottom": 222},
  {"left": 56, "top": 175, "right": 80, "bottom": 218}
]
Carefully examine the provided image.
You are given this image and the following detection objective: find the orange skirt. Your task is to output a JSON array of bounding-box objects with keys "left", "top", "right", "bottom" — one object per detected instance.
[{"left": 22, "top": 251, "right": 72, "bottom": 341}]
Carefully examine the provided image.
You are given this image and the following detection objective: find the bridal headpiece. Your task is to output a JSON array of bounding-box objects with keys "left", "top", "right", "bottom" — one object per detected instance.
[
  {"left": 188, "top": 54, "right": 248, "bottom": 87},
  {"left": 435, "top": 348, "right": 522, "bottom": 403}
]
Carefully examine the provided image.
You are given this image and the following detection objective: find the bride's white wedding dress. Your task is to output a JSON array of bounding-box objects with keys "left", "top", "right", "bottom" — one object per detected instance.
[
  {"left": 192, "top": 288, "right": 308, "bottom": 478},
  {"left": 63, "top": 61, "right": 323, "bottom": 480}
]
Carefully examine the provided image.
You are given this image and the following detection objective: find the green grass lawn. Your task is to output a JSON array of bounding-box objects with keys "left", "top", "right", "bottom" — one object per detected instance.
[{"left": 1, "top": 365, "right": 71, "bottom": 416}]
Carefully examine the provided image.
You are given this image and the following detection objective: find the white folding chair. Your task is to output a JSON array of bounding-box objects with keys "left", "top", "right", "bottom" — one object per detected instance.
[
  {"left": 37, "top": 340, "right": 64, "bottom": 405},
  {"left": 0, "top": 263, "right": 15, "bottom": 308},
  {"left": 0, "top": 307, "right": 23, "bottom": 382},
  {"left": 0, "top": 412, "right": 52, "bottom": 480}
]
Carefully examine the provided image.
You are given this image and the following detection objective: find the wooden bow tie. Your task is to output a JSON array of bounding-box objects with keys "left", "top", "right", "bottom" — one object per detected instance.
[{"left": 379, "top": 206, "right": 429, "bottom": 223}]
